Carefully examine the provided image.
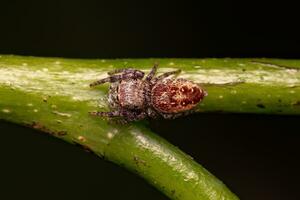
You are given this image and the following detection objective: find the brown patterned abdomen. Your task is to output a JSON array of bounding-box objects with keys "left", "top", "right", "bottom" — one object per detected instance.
[{"left": 151, "top": 79, "right": 206, "bottom": 113}]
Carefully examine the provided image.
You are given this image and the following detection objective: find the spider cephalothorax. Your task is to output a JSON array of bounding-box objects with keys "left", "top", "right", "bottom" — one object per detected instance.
[{"left": 89, "top": 64, "right": 207, "bottom": 122}]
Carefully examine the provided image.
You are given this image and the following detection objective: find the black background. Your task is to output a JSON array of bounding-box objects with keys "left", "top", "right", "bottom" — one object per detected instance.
[{"left": 1, "top": 1, "right": 300, "bottom": 199}]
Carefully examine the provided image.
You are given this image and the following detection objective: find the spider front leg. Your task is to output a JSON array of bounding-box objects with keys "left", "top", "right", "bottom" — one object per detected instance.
[
  {"left": 107, "top": 68, "right": 144, "bottom": 76},
  {"left": 90, "top": 70, "right": 145, "bottom": 87},
  {"left": 90, "top": 75, "right": 122, "bottom": 87}
]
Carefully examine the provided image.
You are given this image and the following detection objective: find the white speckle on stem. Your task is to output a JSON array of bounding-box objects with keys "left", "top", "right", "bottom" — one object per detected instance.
[
  {"left": 27, "top": 103, "right": 33, "bottom": 107},
  {"left": 42, "top": 68, "right": 48, "bottom": 72},
  {"left": 97, "top": 103, "right": 105, "bottom": 108},
  {"left": 168, "top": 62, "right": 175, "bottom": 66},
  {"left": 112, "top": 128, "right": 119, "bottom": 134},
  {"left": 72, "top": 96, "right": 80, "bottom": 101},
  {"left": 219, "top": 95, "right": 223, "bottom": 99},
  {"left": 33, "top": 109, "right": 38, "bottom": 112},
  {"left": 55, "top": 61, "right": 61, "bottom": 65},
  {"left": 101, "top": 59, "right": 106, "bottom": 63},
  {"left": 194, "top": 66, "right": 202, "bottom": 69},
  {"left": 107, "top": 129, "right": 119, "bottom": 140},
  {"left": 78, "top": 135, "right": 86, "bottom": 142},
  {"left": 230, "top": 90, "right": 237, "bottom": 94},
  {"left": 22, "top": 63, "right": 28, "bottom": 66},
  {"left": 286, "top": 69, "right": 298, "bottom": 74},
  {"left": 52, "top": 111, "right": 71, "bottom": 117},
  {"left": 107, "top": 132, "right": 114, "bottom": 139},
  {"left": 2, "top": 109, "right": 11, "bottom": 113},
  {"left": 289, "top": 90, "right": 295, "bottom": 94},
  {"left": 62, "top": 71, "right": 69, "bottom": 75}
]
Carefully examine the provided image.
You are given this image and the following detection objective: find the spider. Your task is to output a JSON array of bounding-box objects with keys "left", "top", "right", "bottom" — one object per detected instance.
[{"left": 89, "top": 63, "right": 207, "bottom": 122}]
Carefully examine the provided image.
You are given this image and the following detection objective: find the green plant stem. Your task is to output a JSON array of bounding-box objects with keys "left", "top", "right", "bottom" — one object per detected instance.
[{"left": 1, "top": 55, "right": 300, "bottom": 200}]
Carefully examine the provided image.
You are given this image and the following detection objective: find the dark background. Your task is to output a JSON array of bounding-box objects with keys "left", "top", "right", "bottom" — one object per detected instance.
[{"left": 1, "top": 0, "right": 300, "bottom": 199}]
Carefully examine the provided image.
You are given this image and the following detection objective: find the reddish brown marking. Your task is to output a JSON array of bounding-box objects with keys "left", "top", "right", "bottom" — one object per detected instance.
[
  {"left": 180, "top": 86, "right": 189, "bottom": 94},
  {"left": 170, "top": 98, "right": 178, "bottom": 107}
]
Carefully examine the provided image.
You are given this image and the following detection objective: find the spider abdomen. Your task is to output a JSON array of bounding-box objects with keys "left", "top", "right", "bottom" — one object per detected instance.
[{"left": 151, "top": 79, "right": 206, "bottom": 114}]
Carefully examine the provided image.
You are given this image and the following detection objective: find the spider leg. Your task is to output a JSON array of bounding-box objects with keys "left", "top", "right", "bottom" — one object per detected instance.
[
  {"left": 89, "top": 110, "right": 121, "bottom": 117},
  {"left": 119, "top": 111, "right": 147, "bottom": 122},
  {"left": 90, "top": 70, "right": 145, "bottom": 87},
  {"left": 145, "top": 63, "right": 159, "bottom": 81},
  {"left": 146, "top": 108, "right": 160, "bottom": 119},
  {"left": 107, "top": 68, "right": 144, "bottom": 75},
  {"left": 89, "top": 110, "right": 147, "bottom": 122},
  {"left": 162, "top": 109, "right": 195, "bottom": 119},
  {"left": 90, "top": 75, "right": 123, "bottom": 87},
  {"left": 153, "top": 69, "right": 181, "bottom": 82},
  {"left": 130, "top": 111, "right": 147, "bottom": 121}
]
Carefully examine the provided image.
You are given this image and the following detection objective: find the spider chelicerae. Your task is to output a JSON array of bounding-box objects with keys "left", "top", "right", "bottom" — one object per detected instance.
[{"left": 89, "top": 63, "right": 207, "bottom": 122}]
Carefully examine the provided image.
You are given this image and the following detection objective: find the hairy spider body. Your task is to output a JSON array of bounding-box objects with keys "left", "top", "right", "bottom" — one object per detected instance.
[
  {"left": 117, "top": 80, "right": 145, "bottom": 109},
  {"left": 89, "top": 64, "right": 207, "bottom": 122}
]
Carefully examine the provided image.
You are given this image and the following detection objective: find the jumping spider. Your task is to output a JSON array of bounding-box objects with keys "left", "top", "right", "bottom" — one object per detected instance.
[{"left": 89, "top": 64, "right": 207, "bottom": 122}]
